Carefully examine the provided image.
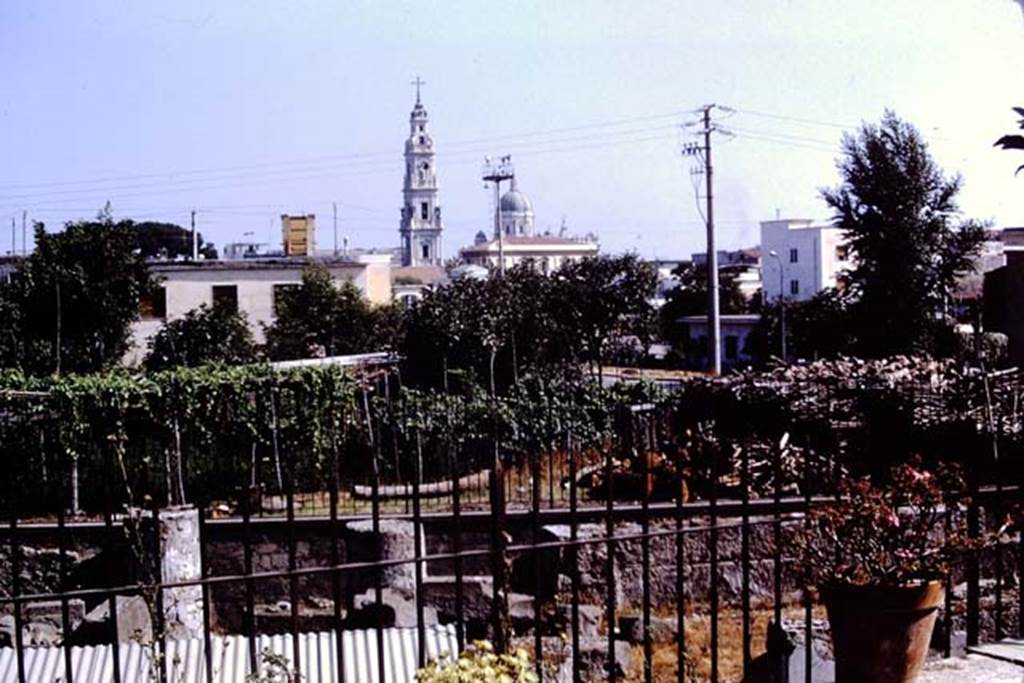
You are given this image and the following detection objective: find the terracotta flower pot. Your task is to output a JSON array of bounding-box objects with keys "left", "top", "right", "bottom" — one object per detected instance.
[{"left": 823, "top": 580, "right": 944, "bottom": 683}]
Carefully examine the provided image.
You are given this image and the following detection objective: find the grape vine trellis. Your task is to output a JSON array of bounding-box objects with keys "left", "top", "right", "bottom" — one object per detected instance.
[{"left": 1, "top": 357, "right": 1012, "bottom": 515}]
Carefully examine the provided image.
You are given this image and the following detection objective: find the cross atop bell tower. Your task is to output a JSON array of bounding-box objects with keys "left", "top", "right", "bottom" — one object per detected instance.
[
  {"left": 411, "top": 76, "right": 425, "bottom": 105},
  {"left": 399, "top": 81, "right": 443, "bottom": 267}
]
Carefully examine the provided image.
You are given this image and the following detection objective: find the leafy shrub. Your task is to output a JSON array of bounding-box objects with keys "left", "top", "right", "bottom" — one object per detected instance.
[{"left": 415, "top": 641, "right": 538, "bottom": 683}]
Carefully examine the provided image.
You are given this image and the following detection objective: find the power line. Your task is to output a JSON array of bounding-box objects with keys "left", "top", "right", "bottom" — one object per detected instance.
[
  {"left": 0, "top": 129, "right": 678, "bottom": 210},
  {"left": 0, "top": 111, "right": 688, "bottom": 194}
]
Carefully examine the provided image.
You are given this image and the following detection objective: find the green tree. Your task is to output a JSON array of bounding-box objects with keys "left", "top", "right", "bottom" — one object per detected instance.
[
  {"left": 749, "top": 287, "right": 856, "bottom": 363},
  {"left": 263, "top": 265, "right": 390, "bottom": 360},
  {"left": 659, "top": 261, "right": 749, "bottom": 347},
  {"left": 551, "top": 253, "right": 658, "bottom": 379},
  {"left": 144, "top": 304, "right": 257, "bottom": 371},
  {"left": 1, "top": 217, "right": 154, "bottom": 374},
  {"left": 134, "top": 221, "right": 217, "bottom": 260},
  {"left": 994, "top": 106, "right": 1024, "bottom": 174},
  {"left": 821, "top": 111, "right": 985, "bottom": 357}
]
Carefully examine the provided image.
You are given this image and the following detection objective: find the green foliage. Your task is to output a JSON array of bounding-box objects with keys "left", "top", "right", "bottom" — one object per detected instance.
[
  {"left": 750, "top": 287, "right": 856, "bottom": 362},
  {"left": 402, "top": 256, "right": 658, "bottom": 391},
  {"left": 0, "top": 217, "right": 154, "bottom": 375},
  {"left": 144, "top": 304, "right": 258, "bottom": 371},
  {"left": 0, "top": 363, "right": 357, "bottom": 511},
  {"left": 264, "top": 264, "right": 398, "bottom": 360},
  {"left": 416, "top": 641, "right": 539, "bottom": 683},
  {"left": 821, "top": 110, "right": 986, "bottom": 357},
  {"left": 993, "top": 106, "right": 1024, "bottom": 175},
  {"left": 134, "top": 221, "right": 217, "bottom": 260},
  {"left": 552, "top": 254, "right": 658, "bottom": 375}
]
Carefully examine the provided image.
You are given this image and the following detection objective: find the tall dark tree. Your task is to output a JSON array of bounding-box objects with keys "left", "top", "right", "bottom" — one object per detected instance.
[
  {"left": 821, "top": 111, "right": 985, "bottom": 357},
  {"left": 144, "top": 304, "right": 257, "bottom": 371},
  {"left": 994, "top": 106, "right": 1024, "bottom": 174},
  {"left": 263, "top": 265, "right": 392, "bottom": 360},
  {"left": 1, "top": 217, "right": 153, "bottom": 374}
]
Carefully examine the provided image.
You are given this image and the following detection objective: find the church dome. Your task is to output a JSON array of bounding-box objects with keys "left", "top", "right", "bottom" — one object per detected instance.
[{"left": 499, "top": 178, "right": 532, "bottom": 213}]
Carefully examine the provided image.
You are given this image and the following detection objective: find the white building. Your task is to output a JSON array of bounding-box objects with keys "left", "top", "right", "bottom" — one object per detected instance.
[
  {"left": 398, "top": 86, "right": 444, "bottom": 267},
  {"left": 128, "top": 254, "right": 392, "bottom": 365},
  {"left": 759, "top": 219, "right": 849, "bottom": 302},
  {"left": 458, "top": 178, "right": 598, "bottom": 272},
  {"left": 680, "top": 313, "right": 761, "bottom": 369}
]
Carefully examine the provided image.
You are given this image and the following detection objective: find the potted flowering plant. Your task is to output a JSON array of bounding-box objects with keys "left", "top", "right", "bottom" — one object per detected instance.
[{"left": 802, "top": 462, "right": 979, "bottom": 683}]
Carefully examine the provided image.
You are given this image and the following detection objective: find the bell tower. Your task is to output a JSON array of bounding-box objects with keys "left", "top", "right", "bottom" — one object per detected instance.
[{"left": 399, "top": 77, "right": 443, "bottom": 266}]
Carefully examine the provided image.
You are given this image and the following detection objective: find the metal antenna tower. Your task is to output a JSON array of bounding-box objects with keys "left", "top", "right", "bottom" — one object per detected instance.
[{"left": 482, "top": 155, "right": 515, "bottom": 275}]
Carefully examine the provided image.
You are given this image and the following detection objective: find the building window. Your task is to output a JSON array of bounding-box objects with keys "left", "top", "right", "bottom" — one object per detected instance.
[
  {"left": 836, "top": 244, "right": 849, "bottom": 262},
  {"left": 789, "top": 248, "right": 798, "bottom": 263},
  {"left": 139, "top": 286, "right": 166, "bottom": 320},
  {"left": 725, "top": 335, "right": 739, "bottom": 360},
  {"left": 789, "top": 279, "right": 799, "bottom": 296},
  {"left": 212, "top": 285, "right": 238, "bottom": 314},
  {"left": 421, "top": 202, "right": 428, "bottom": 220},
  {"left": 421, "top": 243, "right": 430, "bottom": 260},
  {"left": 419, "top": 136, "right": 425, "bottom": 144},
  {"left": 272, "top": 284, "right": 299, "bottom": 316}
]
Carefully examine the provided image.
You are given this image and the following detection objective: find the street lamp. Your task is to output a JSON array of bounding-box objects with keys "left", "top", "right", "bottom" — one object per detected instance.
[{"left": 767, "top": 250, "right": 787, "bottom": 363}]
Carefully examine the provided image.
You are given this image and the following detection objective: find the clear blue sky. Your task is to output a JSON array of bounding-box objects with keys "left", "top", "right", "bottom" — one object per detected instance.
[{"left": 2, "top": 1, "right": 1023, "bottom": 259}]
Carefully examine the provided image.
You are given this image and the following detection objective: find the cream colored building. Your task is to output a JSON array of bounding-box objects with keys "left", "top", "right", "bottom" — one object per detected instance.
[
  {"left": 127, "top": 254, "right": 392, "bottom": 365},
  {"left": 458, "top": 177, "right": 598, "bottom": 272}
]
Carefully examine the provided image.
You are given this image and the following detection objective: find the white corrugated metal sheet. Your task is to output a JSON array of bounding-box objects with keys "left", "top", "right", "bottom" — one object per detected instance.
[{"left": 0, "top": 625, "right": 459, "bottom": 683}]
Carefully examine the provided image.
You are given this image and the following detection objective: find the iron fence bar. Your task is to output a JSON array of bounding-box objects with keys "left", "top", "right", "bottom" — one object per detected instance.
[
  {"left": 568, "top": 431, "right": 581, "bottom": 683},
  {"left": 197, "top": 505, "right": 214, "bottom": 683},
  {"left": 286, "top": 471, "right": 302, "bottom": 681},
  {"left": 675, "top": 428, "right": 686, "bottom": 683},
  {"left": 449, "top": 435, "right": 465, "bottom": 652},
  {"left": 530, "top": 432, "right": 543, "bottom": 680},
  {"left": 709, "top": 435, "right": 719, "bottom": 683},
  {"left": 740, "top": 441, "right": 751, "bottom": 679},
  {"left": 605, "top": 412, "right": 618, "bottom": 683},
  {"left": 0, "top": 513, "right": 805, "bottom": 606},
  {"left": 370, "top": 389, "right": 386, "bottom": 681},
  {"left": 8, "top": 476, "right": 26, "bottom": 683},
  {"left": 943, "top": 503, "right": 953, "bottom": 658},
  {"left": 240, "top": 456, "right": 258, "bottom": 674},
  {"left": 329, "top": 433, "right": 345, "bottom": 683},
  {"left": 9, "top": 484, "right": 1018, "bottom": 537},
  {"left": 966, "top": 457, "right": 980, "bottom": 646},
  {"left": 101, "top": 446, "right": 123, "bottom": 683},
  {"left": 802, "top": 437, "right": 812, "bottom": 683},
  {"left": 151, "top": 504, "right": 167, "bottom": 683},
  {"left": 488, "top": 395, "right": 509, "bottom": 655},
  {"left": 994, "top": 411, "right": 1005, "bottom": 642},
  {"left": 639, "top": 411, "right": 653, "bottom": 683},
  {"left": 56, "top": 454, "right": 75, "bottom": 683},
  {"left": 412, "top": 430, "right": 426, "bottom": 670}
]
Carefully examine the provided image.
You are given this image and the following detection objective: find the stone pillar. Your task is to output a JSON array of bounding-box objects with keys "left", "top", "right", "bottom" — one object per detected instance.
[
  {"left": 345, "top": 519, "right": 423, "bottom": 598},
  {"left": 152, "top": 506, "right": 204, "bottom": 640}
]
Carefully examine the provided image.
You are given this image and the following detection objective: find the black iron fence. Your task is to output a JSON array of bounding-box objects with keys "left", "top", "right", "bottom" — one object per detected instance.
[{"left": 0, "top": 369, "right": 1022, "bottom": 681}]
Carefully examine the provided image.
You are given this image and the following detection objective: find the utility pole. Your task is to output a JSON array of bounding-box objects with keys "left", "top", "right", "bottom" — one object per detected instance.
[
  {"left": 333, "top": 201, "right": 339, "bottom": 256},
  {"left": 10, "top": 217, "right": 14, "bottom": 256},
  {"left": 190, "top": 210, "right": 198, "bottom": 260},
  {"left": 683, "top": 104, "right": 730, "bottom": 375},
  {"left": 21, "top": 211, "right": 27, "bottom": 255},
  {"left": 482, "top": 155, "right": 515, "bottom": 275}
]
